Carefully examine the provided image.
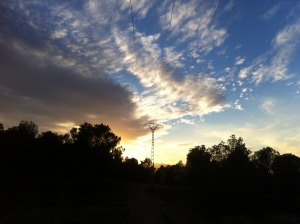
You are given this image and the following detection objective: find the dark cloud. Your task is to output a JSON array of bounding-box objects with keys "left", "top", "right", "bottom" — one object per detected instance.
[{"left": 0, "top": 40, "right": 148, "bottom": 140}]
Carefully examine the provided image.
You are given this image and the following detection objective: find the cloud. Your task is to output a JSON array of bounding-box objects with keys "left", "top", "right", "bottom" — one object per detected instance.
[
  {"left": 159, "top": 0, "right": 228, "bottom": 55},
  {"left": 86, "top": 0, "right": 154, "bottom": 25},
  {"left": 238, "top": 18, "right": 300, "bottom": 84},
  {"left": 259, "top": 98, "right": 277, "bottom": 114},
  {"left": 126, "top": 0, "right": 155, "bottom": 19},
  {"left": 87, "top": 0, "right": 122, "bottom": 24},
  {"left": 261, "top": 4, "right": 280, "bottom": 22},
  {"left": 0, "top": 40, "right": 148, "bottom": 140},
  {"left": 51, "top": 29, "right": 68, "bottom": 39},
  {"left": 113, "top": 27, "right": 228, "bottom": 123},
  {"left": 235, "top": 56, "right": 245, "bottom": 65},
  {"left": 164, "top": 47, "right": 184, "bottom": 68},
  {"left": 0, "top": 0, "right": 230, "bottom": 147},
  {"left": 238, "top": 67, "right": 249, "bottom": 79},
  {"left": 273, "top": 19, "right": 300, "bottom": 47},
  {"left": 234, "top": 100, "right": 243, "bottom": 110}
]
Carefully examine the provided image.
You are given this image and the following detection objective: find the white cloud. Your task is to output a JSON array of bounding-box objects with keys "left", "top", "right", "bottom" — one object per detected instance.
[
  {"left": 224, "top": 67, "right": 230, "bottom": 72},
  {"left": 51, "top": 29, "right": 67, "bottom": 39},
  {"left": 224, "top": 0, "right": 234, "bottom": 12},
  {"left": 164, "top": 47, "right": 184, "bottom": 68},
  {"left": 239, "top": 67, "right": 250, "bottom": 79},
  {"left": 238, "top": 18, "right": 300, "bottom": 84},
  {"left": 126, "top": 0, "right": 155, "bottom": 19},
  {"left": 235, "top": 56, "right": 245, "bottom": 65},
  {"left": 180, "top": 118, "right": 196, "bottom": 125},
  {"left": 273, "top": 19, "right": 300, "bottom": 47},
  {"left": 261, "top": 4, "right": 280, "bottom": 22},
  {"left": 86, "top": 0, "right": 154, "bottom": 25},
  {"left": 159, "top": 0, "right": 228, "bottom": 56},
  {"left": 87, "top": 0, "right": 122, "bottom": 24},
  {"left": 259, "top": 98, "right": 277, "bottom": 114},
  {"left": 234, "top": 100, "right": 243, "bottom": 110},
  {"left": 113, "top": 27, "right": 228, "bottom": 123}
]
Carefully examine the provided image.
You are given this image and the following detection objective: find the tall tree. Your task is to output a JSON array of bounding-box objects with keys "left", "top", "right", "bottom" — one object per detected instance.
[
  {"left": 222, "top": 135, "right": 252, "bottom": 184},
  {"left": 186, "top": 145, "right": 212, "bottom": 185},
  {"left": 17, "top": 120, "right": 39, "bottom": 139},
  {"left": 70, "top": 122, "right": 121, "bottom": 153},
  {"left": 208, "top": 141, "right": 230, "bottom": 162},
  {"left": 252, "top": 147, "right": 279, "bottom": 174},
  {"left": 272, "top": 153, "right": 300, "bottom": 178}
]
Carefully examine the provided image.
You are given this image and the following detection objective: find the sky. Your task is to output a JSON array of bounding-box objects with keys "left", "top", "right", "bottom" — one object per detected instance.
[{"left": 1, "top": 0, "right": 300, "bottom": 164}]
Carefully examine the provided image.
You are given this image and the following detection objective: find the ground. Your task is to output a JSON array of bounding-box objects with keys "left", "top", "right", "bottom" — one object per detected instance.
[{"left": 1, "top": 179, "right": 299, "bottom": 224}]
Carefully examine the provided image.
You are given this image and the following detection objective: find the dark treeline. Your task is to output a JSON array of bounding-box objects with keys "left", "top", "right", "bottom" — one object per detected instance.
[
  {"left": 0, "top": 121, "right": 154, "bottom": 184},
  {"left": 1, "top": 121, "right": 300, "bottom": 222}
]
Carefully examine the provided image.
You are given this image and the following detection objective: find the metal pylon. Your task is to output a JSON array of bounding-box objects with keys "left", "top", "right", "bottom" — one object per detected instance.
[
  {"left": 151, "top": 130, "right": 155, "bottom": 165},
  {"left": 145, "top": 123, "right": 163, "bottom": 166}
]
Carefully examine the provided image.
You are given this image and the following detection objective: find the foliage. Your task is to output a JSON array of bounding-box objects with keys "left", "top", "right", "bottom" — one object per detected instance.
[
  {"left": 252, "top": 147, "right": 280, "bottom": 174},
  {"left": 1, "top": 121, "right": 300, "bottom": 220},
  {"left": 140, "top": 158, "right": 153, "bottom": 168},
  {"left": 272, "top": 153, "right": 300, "bottom": 178},
  {"left": 70, "top": 122, "right": 121, "bottom": 152}
]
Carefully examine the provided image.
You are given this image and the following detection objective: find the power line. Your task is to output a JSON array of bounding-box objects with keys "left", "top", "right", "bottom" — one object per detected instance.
[
  {"left": 186, "top": 0, "right": 223, "bottom": 75},
  {"left": 166, "top": 0, "right": 176, "bottom": 42},
  {"left": 196, "top": 0, "right": 223, "bottom": 52},
  {"left": 129, "top": 0, "right": 136, "bottom": 51}
]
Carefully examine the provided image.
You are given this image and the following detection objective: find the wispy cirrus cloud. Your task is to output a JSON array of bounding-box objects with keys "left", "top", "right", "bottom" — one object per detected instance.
[
  {"left": 235, "top": 56, "right": 245, "bottom": 65},
  {"left": 259, "top": 98, "right": 277, "bottom": 114},
  {"left": 159, "top": 0, "right": 228, "bottom": 56},
  {"left": 261, "top": 3, "right": 281, "bottom": 22},
  {"left": 164, "top": 47, "right": 184, "bottom": 68},
  {"left": 238, "top": 18, "right": 300, "bottom": 84}
]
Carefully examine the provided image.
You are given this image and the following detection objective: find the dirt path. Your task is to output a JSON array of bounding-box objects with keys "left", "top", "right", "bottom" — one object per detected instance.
[
  {"left": 127, "top": 184, "right": 165, "bottom": 224},
  {"left": 126, "top": 184, "right": 196, "bottom": 224}
]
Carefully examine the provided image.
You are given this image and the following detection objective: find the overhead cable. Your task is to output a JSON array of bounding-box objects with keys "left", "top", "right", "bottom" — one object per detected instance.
[
  {"left": 197, "top": 0, "right": 223, "bottom": 52},
  {"left": 129, "top": 0, "right": 136, "bottom": 50},
  {"left": 166, "top": 0, "right": 176, "bottom": 42}
]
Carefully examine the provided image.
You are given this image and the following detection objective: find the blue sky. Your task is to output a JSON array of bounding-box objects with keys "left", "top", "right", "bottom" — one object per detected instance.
[{"left": 0, "top": 0, "right": 300, "bottom": 164}]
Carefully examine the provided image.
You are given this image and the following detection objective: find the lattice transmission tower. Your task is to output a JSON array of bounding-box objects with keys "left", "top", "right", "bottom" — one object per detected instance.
[{"left": 145, "top": 123, "right": 163, "bottom": 166}]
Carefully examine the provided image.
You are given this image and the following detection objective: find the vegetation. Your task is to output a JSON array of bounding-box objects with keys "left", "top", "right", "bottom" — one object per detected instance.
[{"left": 1, "top": 121, "right": 300, "bottom": 223}]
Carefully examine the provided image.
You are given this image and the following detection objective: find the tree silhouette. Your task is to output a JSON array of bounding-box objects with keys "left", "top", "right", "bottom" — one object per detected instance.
[
  {"left": 252, "top": 147, "right": 279, "bottom": 174},
  {"left": 186, "top": 145, "right": 212, "bottom": 185},
  {"left": 272, "top": 153, "right": 300, "bottom": 178},
  {"left": 140, "top": 158, "right": 152, "bottom": 168},
  {"left": 139, "top": 158, "right": 155, "bottom": 182},
  {"left": 1, "top": 121, "right": 300, "bottom": 222},
  {"left": 154, "top": 161, "right": 186, "bottom": 185},
  {"left": 37, "top": 131, "right": 64, "bottom": 146},
  {"left": 17, "top": 120, "right": 39, "bottom": 139},
  {"left": 3, "top": 120, "right": 38, "bottom": 145},
  {"left": 70, "top": 122, "right": 121, "bottom": 152},
  {"left": 223, "top": 135, "right": 252, "bottom": 173},
  {"left": 208, "top": 141, "right": 229, "bottom": 162}
]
